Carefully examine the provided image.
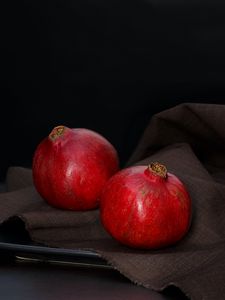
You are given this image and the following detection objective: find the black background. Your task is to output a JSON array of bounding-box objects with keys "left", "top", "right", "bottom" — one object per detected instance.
[{"left": 1, "top": 0, "right": 225, "bottom": 180}]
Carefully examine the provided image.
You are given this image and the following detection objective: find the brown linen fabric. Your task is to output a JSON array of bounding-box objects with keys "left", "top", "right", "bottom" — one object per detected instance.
[{"left": 1, "top": 102, "right": 225, "bottom": 300}]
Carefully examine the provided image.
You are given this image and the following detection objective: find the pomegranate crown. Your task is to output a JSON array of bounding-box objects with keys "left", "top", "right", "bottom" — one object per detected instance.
[
  {"left": 148, "top": 162, "right": 167, "bottom": 179},
  {"left": 49, "top": 125, "right": 66, "bottom": 141}
]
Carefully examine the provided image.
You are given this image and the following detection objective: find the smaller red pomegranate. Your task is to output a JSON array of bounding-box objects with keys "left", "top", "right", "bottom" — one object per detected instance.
[
  {"left": 32, "top": 125, "right": 119, "bottom": 210},
  {"left": 100, "top": 162, "right": 192, "bottom": 249}
]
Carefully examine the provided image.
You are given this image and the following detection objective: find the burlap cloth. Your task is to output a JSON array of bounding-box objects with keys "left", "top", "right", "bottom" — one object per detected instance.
[{"left": 1, "top": 103, "right": 225, "bottom": 300}]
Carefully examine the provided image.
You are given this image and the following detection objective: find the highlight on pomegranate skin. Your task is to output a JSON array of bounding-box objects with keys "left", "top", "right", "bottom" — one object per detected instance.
[
  {"left": 100, "top": 162, "right": 192, "bottom": 249},
  {"left": 32, "top": 125, "right": 120, "bottom": 211}
]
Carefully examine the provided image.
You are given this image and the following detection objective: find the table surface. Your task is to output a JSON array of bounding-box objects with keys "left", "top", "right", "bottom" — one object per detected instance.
[{"left": 0, "top": 257, "right": 188, "bottom": 300}]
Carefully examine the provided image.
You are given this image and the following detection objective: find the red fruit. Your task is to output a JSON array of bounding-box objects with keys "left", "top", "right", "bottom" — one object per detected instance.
[
  {"left": 100, "top": 162, "right": 192, "bottom": 249},
  {"left": 32, "top": 125, "right": 119, "bottom": 210}
]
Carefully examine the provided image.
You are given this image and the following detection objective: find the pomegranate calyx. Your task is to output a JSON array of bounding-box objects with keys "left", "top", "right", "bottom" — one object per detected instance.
[
  {"left": 148, "top": 162, "right": 167, "bottom": 179},
  {"left": 49, "top": 125, "right": 66, "bottom": 141}
]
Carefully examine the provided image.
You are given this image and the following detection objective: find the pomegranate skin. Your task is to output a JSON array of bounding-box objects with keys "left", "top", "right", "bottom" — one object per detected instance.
[
  {"left": 32, "top": 126, "right": 119, "bottom": 210},
  {"left": 100, "top": 164, "right": 192, "bottom": 249}
]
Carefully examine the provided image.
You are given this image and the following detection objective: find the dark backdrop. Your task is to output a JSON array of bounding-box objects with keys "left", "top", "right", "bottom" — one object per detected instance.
[{"left": 1, "top": 0, "right": 225, "bottom": 180}]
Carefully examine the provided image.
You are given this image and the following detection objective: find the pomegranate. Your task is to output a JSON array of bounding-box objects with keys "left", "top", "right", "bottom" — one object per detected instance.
[
  {"left": 100, "top": 162, "right": 192, "bottom": 249},
  {"left": 32, "top": 125, "right": 119, "bottom": 210}
]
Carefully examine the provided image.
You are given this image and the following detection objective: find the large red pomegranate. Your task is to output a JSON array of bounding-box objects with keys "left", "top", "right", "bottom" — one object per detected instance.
[
  {"left": 32, "top": 125, "right": 119, "bottom": 210},
  {"left": 100, "top": 162, "right": 192, "bottom": 249}
]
